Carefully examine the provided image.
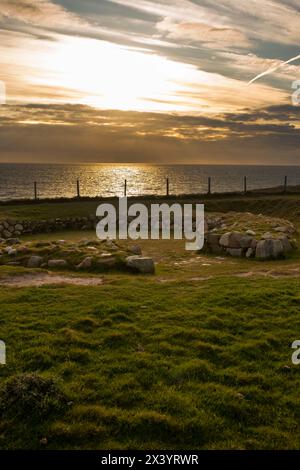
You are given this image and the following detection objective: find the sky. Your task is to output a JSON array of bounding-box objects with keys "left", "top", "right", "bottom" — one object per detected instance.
[{"left": 0, "top": 0, "right": 300, "bottom": 164}]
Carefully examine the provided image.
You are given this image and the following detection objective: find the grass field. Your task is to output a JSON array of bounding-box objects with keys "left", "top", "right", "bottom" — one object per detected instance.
[
  {"left": 1, "top": 193, "right": 300, "bottom": 222},
  {"left": 0, "top": 194, "right": 300, "bottom": 450}
]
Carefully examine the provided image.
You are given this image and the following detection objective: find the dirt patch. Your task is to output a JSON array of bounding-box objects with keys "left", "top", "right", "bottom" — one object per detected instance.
[{"left": 0, "top": 272, "right": 104, "bottom": 287}]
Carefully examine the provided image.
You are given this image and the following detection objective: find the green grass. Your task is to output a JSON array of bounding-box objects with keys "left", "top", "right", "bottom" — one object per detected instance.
[
  {"left": 1, "top": 193, "right": 300, "bottom": 222},
  {"left": 1, "top": 194, "right": 300, "bottom": 449},
  {"left": 0, "top": 273, "right": 300, "bottom": 449}
]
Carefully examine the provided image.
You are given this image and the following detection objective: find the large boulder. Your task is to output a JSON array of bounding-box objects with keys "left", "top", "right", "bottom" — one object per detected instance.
[
  {"left": 278, "top": 236, "right": 293, "bottom": 254},
  {"left": 206, "top": 233, "right": 223, "bottom": 254},
  {"left": 219, "top": 231, "right": 243, "bottom": 248},
  {"left": 255, "top": 239, "right": 284, "bottom": 260},
  {"left": 239, "top": 236, "right": 253, "bottom": 249},
  {"left": 125, "top": 256, "right": 155, "bottom": 274}
]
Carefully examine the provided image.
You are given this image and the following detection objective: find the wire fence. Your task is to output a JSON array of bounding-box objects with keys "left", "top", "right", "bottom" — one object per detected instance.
[{"left": 1, "top": 175, "right": 299, "bottom": 202}]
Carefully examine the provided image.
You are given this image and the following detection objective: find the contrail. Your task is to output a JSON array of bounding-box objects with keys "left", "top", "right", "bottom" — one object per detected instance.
[{"left": 248, "top": 53, "right": 300, "bottom": 85}]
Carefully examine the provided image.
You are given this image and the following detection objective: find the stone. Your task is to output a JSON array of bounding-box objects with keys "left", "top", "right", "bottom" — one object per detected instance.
[
  {"left": 96, "top": 255, "right": 117, "bottom": 268},
  {"left": 27, "top": 255, "right": 43, "bottom": 268},
  {"left": 129, "top": 245, "right": 142, "bottom": 255},
  {"left": 262, "top": 232, "right": 273, "bottom": 240},
  {"left": 246, "top": 248, "right": 254, "bottom": 258},
  {"left": 2, "top": 230, "right": 12, "bottom": 239},
  {"left": 274, "top": 226, "right": 289, "bottom": 233},
  {"left": 206, "top": 233, "right": 222, "bottom": 254},
  {"left": 6, "top": 238, "right": 21, "bottom": 245},
  {"left": 250, "top": 239, "right": 258, "bottom": 249},
  {"left": 15, "top": 224, "right": 24, "bottom": 232},
  {"left": 207, "top": 233, "right": 220, "bottom": 245},
  {"left": 6, "top": 247, "right": 17, "bottom": 256},
  {"left": 239, "top": 236, "right": 253, "bottom": 249},
  {"left": 227, "top": 248, "right": 243, "bottom": 257},
  {"left": 246, "top": 230, "right": 256, "bottom": 236},
  {"left": 48, "top": 259, "right": 68, "bottom": 268},
  {"left": 278, "top": 236, "right": 292, "bottom": 254},
  {"left": 219, "top": 232, "right": 230, "bottom": 247},
  {"left": 255, "top": 239, "right": 284, "bottom": 260},
  {"left": 227, "top": 232, "right": 243, "bottom": 248},
  {"left": 77, "top": 257, "right": 93, "bottom": 270},
  {"left": 272, "top": 239, "right": 284, "bottom": 258},
  {"left": 125, "top": 256, "right": 155, "bottom": 274}
]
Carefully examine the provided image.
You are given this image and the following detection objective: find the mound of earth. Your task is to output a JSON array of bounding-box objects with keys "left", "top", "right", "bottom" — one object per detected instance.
[
  {"left": 204, "top": 212, "right": 297, "bottom": 259},
  {"left": 0, "top": 239, "right": 155, "bottom": 274}
]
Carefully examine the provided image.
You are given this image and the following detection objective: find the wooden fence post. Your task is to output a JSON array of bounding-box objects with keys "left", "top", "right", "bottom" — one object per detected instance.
[
  {"left": 76, "top": 179, "right": 80, "bottom": 198},
  {"left": 284, "top": 176, "right": 287, "bottom": 193},
  {"left": 207, "top": 177, "right": 211, "bottom": 195},
  {"left": 124, "top": 179, "right": 127, "bottom": 197},
  {"left": 244, "top": 176, "right": 247, "bottom": 194},
  {"left": 34, "top": 181, "right": 37, "bottom": 200},
  {"left": 166, "top": 178, "right": 169, "bottom": 196}
]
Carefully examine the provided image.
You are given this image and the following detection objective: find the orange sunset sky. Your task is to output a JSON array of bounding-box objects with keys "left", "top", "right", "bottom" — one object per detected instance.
[{"left": 0, "top": 0, "right": 299, "bottom": 164}]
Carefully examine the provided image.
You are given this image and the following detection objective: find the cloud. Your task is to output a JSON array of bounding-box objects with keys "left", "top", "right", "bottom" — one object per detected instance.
[
  {"left": 156, "top": 18, "right": 250, "bottom": 49},
  {"left": 248, "top": 54, "right": 300, "bottom": 84},
  {"left": 0, "top": 103, "right": 299, "bottom": 164},
  {"left": 0, "top": 0, "right": 85, "bottom": 29}
]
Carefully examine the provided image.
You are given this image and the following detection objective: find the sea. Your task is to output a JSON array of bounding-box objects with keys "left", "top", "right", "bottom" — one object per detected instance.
[{"left": 0, "top": 163, "right": 300, "bottom": 200}]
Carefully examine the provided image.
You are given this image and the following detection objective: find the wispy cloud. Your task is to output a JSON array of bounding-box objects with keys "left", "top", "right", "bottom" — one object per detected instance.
[
  {"left": 0, "top": 0, "right": 84, "bottom": 28},
  {"left": 248, "top": 54, "right": 300, "bottom": 84}
]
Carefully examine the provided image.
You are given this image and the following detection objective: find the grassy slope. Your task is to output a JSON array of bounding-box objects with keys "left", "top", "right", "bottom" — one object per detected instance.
[
  {"left": 1, "top": 193, "right": 300, "bottom": 222},
  {"left": 0, "top": 274, "right": 300, "bottom": 450},
  {"left": 0, "top": 195, "right": 300, "bottom": 449}
]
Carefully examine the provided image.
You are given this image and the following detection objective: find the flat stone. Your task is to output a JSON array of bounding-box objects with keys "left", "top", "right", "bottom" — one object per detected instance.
[
  {"left": 27, "top": 255, "right": 43, "bottom": 268},
  {"left": 48, "top": 259, "right": 68, "bottom": 268},
  {"left": 125, "top": 256, "right": 155, "bottom": 274}
]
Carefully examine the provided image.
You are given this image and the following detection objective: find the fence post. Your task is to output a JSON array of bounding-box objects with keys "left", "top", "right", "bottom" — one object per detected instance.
[
  {"left": 76, "top": 179, "right": 80, "bottom": 198},
  {"left": 34, "top": 181, "right": 37, "bottom": 200},
  {"left": 284, "top": 176, "right": 287, "bottom": 193},
  {"left": 244, "top": 176, "right": 247, "bottom": 194},
  {"left": 207, "top": 177, "right": 211, "bottom": 195},
  {"left": 166, "top": 178, "right": 169, "bottom": 196},
  {"left": 124, "top": 179, "right": 127, "bottom": 197}
]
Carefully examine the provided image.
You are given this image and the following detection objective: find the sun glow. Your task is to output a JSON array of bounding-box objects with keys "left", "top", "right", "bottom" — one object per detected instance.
[{"left": 36, "top": 36, "right": 200, "bottom": 112}]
